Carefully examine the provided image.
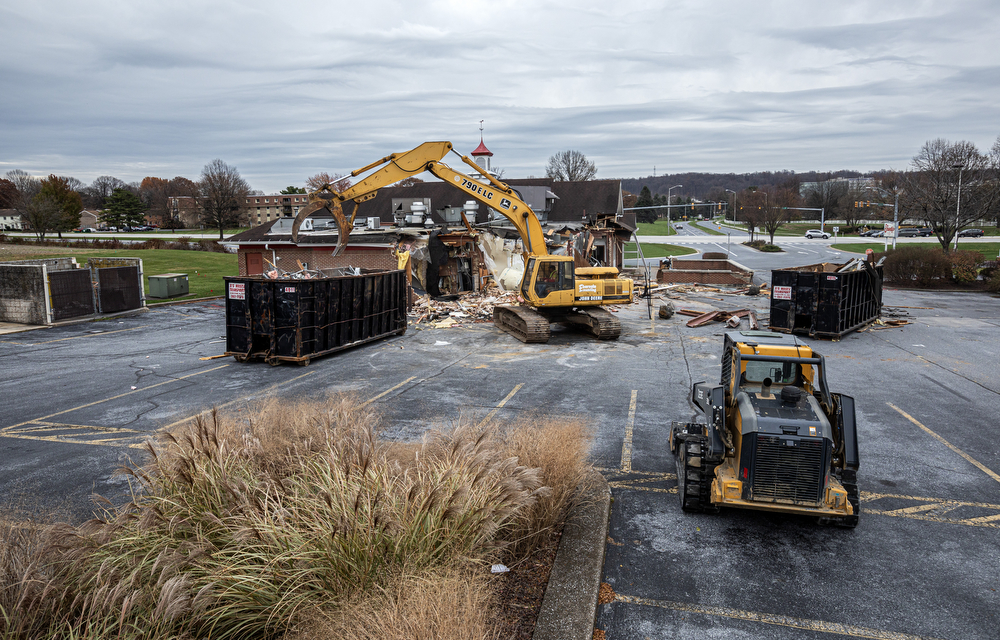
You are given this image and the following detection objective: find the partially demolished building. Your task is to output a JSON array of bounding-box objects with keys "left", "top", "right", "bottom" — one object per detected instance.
[{"left": 226, "top": 178, "right": 636, "bottom": 298}]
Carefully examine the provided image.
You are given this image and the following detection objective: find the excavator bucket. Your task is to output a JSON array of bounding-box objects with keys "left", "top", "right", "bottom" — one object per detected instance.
[{"left": 291, "top": 191, "right": 353, "bottom": 256}]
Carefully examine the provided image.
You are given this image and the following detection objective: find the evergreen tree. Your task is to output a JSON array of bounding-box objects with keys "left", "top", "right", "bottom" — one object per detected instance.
[{"left": 104, "top": 188, "right": 148, "bottom": 229}]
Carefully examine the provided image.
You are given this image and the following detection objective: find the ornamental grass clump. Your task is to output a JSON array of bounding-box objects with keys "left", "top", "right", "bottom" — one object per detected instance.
[{"left": 0, "top": 394, "right": 592, "bottom": 640}]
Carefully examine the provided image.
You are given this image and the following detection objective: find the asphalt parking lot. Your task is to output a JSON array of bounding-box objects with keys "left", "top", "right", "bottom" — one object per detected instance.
[{"left": 1, "top": 285, "right": 999, "bottom": 639}]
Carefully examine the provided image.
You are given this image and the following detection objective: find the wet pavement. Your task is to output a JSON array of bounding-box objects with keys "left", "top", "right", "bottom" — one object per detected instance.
[{"left": 1, "top": 284, "right": 999, "bottom": 639}]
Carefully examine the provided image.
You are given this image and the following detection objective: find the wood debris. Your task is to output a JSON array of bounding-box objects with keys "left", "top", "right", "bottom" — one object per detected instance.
[
  {"left": 685, "top": 308, "right": 759, "bottom": 329},
  {"left": 411, "top": 285, "right": 520, "bottom": 327}
]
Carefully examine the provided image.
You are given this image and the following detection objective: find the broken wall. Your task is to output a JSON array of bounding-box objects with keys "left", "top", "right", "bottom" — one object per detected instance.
[{"left": 477, "top": 232, "right": 524, "bottom": 291}]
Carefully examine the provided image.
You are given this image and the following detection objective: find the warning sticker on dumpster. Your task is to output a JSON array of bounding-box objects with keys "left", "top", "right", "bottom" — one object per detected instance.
[
  {"left": 827, "top": 275, "right": 839, "bottom": 281},
  {"left": 284, "top": 287, "right": 296, "bottom": 293},
  {"left": 228, "top": 282, "right": 245, "bottom": 300},
  {"left": 773, "top": 286, "right": 792, "bottom": 300}
]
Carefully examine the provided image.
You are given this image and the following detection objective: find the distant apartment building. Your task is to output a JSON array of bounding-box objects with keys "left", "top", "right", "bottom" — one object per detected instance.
[
  {"left": 244, "top": 194, "right": 310, "bottom": 226},
  {"left": 167, "top": 196, "right": 201, "bottom": 228}
]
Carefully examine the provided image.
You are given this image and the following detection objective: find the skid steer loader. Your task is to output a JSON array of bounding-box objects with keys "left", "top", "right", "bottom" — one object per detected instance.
[{"left": 670, "top": 331, "right": 860, "bottom": 527}]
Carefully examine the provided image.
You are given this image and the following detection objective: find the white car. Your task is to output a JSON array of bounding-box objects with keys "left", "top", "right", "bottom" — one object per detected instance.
[{"left": 804, "top": 229, "right": 831, "bottom": 239}]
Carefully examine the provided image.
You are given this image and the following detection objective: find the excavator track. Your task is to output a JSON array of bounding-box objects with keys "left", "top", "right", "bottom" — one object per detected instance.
[
  {"left": 563, "top": 307, "right": 622, "bottom": 340},
  {"left": 494, "top": 305, "right": 552, "bottom": 343}
]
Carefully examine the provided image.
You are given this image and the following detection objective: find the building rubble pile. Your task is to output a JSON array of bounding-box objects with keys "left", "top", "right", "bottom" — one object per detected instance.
[{"left": 411, "top": 285, "right": 521, "bottom": 328}]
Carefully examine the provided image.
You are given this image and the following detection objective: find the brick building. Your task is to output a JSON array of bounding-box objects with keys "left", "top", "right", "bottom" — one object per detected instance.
[{"left": 244, "top": 193, "right": 312, "bottom": 227}]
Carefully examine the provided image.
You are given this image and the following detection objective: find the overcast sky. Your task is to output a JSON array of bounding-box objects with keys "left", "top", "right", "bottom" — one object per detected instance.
[{"left": 2, "top": 0, "right": 999, "bottom": 194}]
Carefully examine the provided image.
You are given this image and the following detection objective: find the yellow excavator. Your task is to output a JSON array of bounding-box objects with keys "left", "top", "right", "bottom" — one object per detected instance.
[{"left": 290, "top": 141, "right": 633, "bottom": 343}]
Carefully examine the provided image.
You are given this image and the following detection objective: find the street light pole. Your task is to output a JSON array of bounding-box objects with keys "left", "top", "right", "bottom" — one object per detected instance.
[
  {"left": 725, "top": 189, "right": 736, "bottom": 223},
  {"left": 952, "top": 163, "right": 964, "bottom": 251},
  {"left": 668, "top": 184, "right": 682, "bottom": 221}
]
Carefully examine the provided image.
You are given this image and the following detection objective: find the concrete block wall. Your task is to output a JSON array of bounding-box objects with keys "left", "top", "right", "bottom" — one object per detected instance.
[
  {"left": 1, "top": 257, "right": 78, "bottom": 271},
  {"left": 0, "top": 265, "right": 48, "bottom": 324}
]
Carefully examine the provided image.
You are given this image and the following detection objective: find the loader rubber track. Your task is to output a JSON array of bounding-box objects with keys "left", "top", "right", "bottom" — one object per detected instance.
[
  {"left": 494, "top": 305, "right": 552, "bottom": 343},
  {"left": 672, "top": 422, "right": 720, "bottom": 514}
]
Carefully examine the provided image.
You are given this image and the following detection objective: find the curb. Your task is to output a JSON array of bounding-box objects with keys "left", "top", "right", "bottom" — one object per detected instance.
[{"left": 533, "top": 469, "right": 611, "bottom": 640}]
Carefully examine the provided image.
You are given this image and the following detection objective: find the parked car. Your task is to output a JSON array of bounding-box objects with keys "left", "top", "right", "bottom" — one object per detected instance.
[
  {"left": 870, "top": 231, "right": 885, "bottom": 237},
  {"left": 858, "top": 229, "right": 878, "bottom": 237},
  {"left": 804, "top": 229, "right": 831, "bottom": 239},
  {"left": 958, "top": 228, "right": 985, "bottom": 238}
]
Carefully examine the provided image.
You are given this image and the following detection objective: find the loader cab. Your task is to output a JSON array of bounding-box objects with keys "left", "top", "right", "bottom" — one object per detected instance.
[{"left": 521, "top": 256, "right": 575, "bottom": 305}]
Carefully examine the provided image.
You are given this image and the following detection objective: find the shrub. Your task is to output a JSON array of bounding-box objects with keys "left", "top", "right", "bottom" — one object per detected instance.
[
  {"left": 987, "top": 269, "right": 1000, "bottom": 293},
  {"left": 198, "top": 239, "right": 229, "bottom": 253},
  {"left": 760, "top": 244, "right": 783, "bottom": 252},
  {"left": 950, "top": 250, "right": 982, "bottom": 284},
  {"left": 881, "top": 246, "right": 952, "bottom": 286}
]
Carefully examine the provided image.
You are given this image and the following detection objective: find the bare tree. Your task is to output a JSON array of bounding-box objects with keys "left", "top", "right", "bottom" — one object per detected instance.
[
  {"left": 199, "top": 159, "right": 251, "bottom": 239},
  {"left": 23, "top": 195, "right": 62, "bottom": 240},
  {"left": 85, "top": 175, "right": 127, "bottom": 209},
  {"left": 306, "top": 172, "right": 352, "bottom": 192},
  {"left": 0, "top": 179, "right": 17, "bottom": 209},
  {"left": 545, "top": 150, "right": 597, "bottom": 181},
  {"left": 4, "top": 170, "right": 41, "bottom": 230},
  {"left": 902, "top": 137, "right": 999, "bottom": 251},
  {"left": 761, "top": 186, "right": 801, "bottom": 244},
  {"left": 736, "top": 188, "right": 767, "bottom": 242}
]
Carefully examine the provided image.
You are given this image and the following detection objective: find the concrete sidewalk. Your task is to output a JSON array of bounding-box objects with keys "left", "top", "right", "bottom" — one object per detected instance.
[{"left": 533, "top": 470, "right": 611, "bottom": 640}]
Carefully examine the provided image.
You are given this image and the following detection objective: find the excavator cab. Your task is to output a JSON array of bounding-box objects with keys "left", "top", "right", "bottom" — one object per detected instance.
[{"left": 522, "top": 256, "right": 576, "bottom": 306}]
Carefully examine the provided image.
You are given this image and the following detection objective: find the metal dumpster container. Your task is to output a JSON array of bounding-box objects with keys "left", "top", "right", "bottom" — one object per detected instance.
[
  {"left": 769, "top": 261, "right": 883, "bottom": 339},
  {"left": 224, "top": 269, "right": 407, "bottom": 365}
]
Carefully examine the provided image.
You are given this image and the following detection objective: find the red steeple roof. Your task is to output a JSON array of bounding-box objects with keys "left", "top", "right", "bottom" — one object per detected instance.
[{"left": 471, "top": 137, "right": 493, "bottom": 157}]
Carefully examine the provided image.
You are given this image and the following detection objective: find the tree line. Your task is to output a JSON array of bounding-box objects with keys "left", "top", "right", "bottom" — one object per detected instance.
[{"left": 0, "top": 164, "right": 356, "bottom": 240}]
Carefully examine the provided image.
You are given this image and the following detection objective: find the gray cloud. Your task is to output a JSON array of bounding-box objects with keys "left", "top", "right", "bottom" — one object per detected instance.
[{"left": 1, "top": 0, "right": 998, "bottom": 192}]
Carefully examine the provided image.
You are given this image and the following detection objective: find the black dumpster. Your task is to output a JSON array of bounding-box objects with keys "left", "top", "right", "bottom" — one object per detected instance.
[
  {"left": 225, "top": 269, "right": 407, "bottom": 365},
  {"left": 769, "top": 261, "right": 883, "bottom": 339}
]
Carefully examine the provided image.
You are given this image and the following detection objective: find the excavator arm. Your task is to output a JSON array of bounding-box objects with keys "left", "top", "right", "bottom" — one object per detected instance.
[{"left": 290, "top": 141, "right": 548, "bottom": 259}]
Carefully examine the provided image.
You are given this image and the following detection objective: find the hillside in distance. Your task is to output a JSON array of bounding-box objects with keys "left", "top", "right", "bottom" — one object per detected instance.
[{"left": 619, "top": 170, "right": 866, "bottom": 200}]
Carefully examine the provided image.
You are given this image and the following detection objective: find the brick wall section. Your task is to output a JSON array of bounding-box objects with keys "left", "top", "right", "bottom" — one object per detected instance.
[
  {"left": 657, "top": 257, "right": 753, "bottom": 286},
  {"left": 0, "top": 265, "right": 48, "bottom": 324},
  {"left": 671, "top": 259, "right": 745, "bottom": 272},
  {"left": 657, "top": 270, "right": 749, "bottom": 285}
]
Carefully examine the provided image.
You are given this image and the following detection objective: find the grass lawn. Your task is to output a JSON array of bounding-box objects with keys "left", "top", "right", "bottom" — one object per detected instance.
[
  {"left": 833, "top": 242, "right": 1000, "bottom": 262},
  {"left": 690, "top": 220, "right": 727, "bottom": 236},
  {"left": 0, "top": 246, "right": 237, "bottom": 301},
  {"left": 625, "top": 242, "right": 697, "bottom": 258},
  {"left": 634, "top": 219, "right": 677, "bottom": 236}
]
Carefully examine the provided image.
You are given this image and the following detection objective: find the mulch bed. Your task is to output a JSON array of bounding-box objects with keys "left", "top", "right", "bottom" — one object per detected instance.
[{"left": 491, "top": 531, "right": 561, "bottom": 639}]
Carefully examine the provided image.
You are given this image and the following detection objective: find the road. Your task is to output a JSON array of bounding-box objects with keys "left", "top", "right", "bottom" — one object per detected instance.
[{"left": 1, "top": 289, "right": 999, "bottom": 638}]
